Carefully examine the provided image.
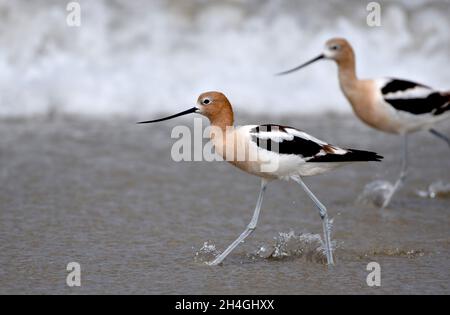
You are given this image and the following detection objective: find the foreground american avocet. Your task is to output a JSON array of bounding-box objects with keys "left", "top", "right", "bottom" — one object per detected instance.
[
  {"left": 138, "top": 91, "right": 383, "bottom": 265},
  {"left": 278, "top": 38, "right": 450, "bottom": 208}
]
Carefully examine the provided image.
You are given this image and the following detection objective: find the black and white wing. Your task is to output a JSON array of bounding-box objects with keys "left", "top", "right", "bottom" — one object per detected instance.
[
  {"left": 249, "top": 124, "right": 382, "bottom": 162},
  {"left": 378, "top": 78, "right": 450, "bottom": 116}
]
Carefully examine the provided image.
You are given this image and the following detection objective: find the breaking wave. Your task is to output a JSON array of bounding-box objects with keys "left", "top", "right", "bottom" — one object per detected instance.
[{"left": 0, "top": 0, "right": 449, "bottom": 117}]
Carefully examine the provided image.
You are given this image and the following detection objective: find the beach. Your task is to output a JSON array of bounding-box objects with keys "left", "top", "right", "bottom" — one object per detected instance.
[{"left": 0, "top": 113, "right": 449, "bottom": 294}]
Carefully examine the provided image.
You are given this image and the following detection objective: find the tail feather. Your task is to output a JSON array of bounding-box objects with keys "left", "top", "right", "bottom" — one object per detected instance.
[
  {"left": 345, "top": 149, "right": 384, "bottom": 162},
  {"left": 443, "top": 90, "right": 450, "bottom": 103},
  {"left": 310, "top": 149, "right": 383, "bottom": 162},
  {"left": 436, "top": 91, "right": 450, "bottom": 115}
]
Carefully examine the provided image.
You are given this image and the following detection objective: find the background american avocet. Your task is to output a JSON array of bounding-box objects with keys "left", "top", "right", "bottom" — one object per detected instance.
[
  {"left": 138, "top": 91, "right": 383, "bottom": 265},
  {"left": 278, "top": 37, "right": 450, "bottom": 208}
]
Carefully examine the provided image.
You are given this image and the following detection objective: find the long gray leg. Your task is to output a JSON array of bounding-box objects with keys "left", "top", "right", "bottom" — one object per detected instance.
[
  {"left": 291, "top": 176, "right": 334, "bottom": 265},
  {"left": 382, "top": 134, "right": 409, "bottom": 208},
  {"left": 430, "top": 128, "right": 450, "bottom": 147},
  {"left": 208, "top": 179, "right": 269, "bottom": 266}
]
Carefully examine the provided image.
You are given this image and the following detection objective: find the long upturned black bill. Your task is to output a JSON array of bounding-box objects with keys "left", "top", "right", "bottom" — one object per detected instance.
[
  {"left": 276, "top": 54, "right": 325, "bottom": 76},
  {"left": 137, "top": 107, "right": 199, "bottom": 124}
]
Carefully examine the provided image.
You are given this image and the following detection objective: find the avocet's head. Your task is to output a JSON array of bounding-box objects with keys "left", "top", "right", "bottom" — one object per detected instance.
[
  {"left": 137, "top": 91, "right": 232, "bottom": 124},
  {"left": 196, "top": 91, "right": 232, "bottom": 121},
  {"left": 277, "top": 37, "right": 354, "bottom": 75},
  {"left": 323, "top": 38, "right": 353, "bottom": 62}
]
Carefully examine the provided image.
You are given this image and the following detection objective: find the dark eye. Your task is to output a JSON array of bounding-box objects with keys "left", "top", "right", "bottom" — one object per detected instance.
[
  {"left": 331, "top": 45, "right": 339, "bottom": 51},
  {"left": 203, "top": 99, "right": 210, "bottom": 105}
]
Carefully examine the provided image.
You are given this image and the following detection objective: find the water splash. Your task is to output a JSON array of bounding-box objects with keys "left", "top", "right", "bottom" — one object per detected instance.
[
  {"left": 194, "top": 241, "right": 221, "bottom": 263},
  {"left": 416, "top": 181, "right": 450, "bottom": 199},
  {"left": 195, "top": 231, "right": 336, "bottom": 265},
  {"left": 357, "top": 180, "right": 394, "bottom": 208},
  {"left": 254, "top": 231, "right": 335, "bottom": 263}
]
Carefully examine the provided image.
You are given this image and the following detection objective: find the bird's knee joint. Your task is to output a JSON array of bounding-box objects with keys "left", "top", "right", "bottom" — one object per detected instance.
[{"left": 319, "top": 210, "right": 327, "bottom": 220}]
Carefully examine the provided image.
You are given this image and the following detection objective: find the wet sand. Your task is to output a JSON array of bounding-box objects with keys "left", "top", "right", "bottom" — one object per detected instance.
[{"left": 0, "top": 113, "right": 449, "bottom": 294}]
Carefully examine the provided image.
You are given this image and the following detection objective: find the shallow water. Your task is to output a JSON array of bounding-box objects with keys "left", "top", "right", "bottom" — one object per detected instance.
[{"left": 0, "top": 114, "right": 449, "bottom": 294}]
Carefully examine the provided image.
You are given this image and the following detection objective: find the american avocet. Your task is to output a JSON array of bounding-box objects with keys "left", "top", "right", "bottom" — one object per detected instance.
[
  {"left": 278, "top": 38, "right": 450, "bottom": 208},
  {"left": 138, "top": 91, "right": 383, "bottom": 265}
]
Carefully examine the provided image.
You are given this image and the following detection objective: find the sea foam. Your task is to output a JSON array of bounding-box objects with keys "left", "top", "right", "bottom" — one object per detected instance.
[{"left": 0, "top": 0, "right": 449, "bottom": 117}]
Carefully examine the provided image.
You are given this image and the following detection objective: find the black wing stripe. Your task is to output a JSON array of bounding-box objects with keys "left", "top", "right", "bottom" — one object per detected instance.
[
  {"left": 381, "top": 79, "right": 429, "bottom": 94},
  {"left": 385, "top": 92, "right": 450, "bottom": 116},
  {"left": 309, "top": 149, "right": 383, "bottom": 162},
  {"left": 251, "top": 125, "right": 323, "bottom": 158},
  {"left": 251, "top": 125, "right": 384, "bottom": 162}
]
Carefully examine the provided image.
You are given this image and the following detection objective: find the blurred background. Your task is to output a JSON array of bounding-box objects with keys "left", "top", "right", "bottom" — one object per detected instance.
[{"left": 0, "top": 0, "right": 449, "bottom": 118}]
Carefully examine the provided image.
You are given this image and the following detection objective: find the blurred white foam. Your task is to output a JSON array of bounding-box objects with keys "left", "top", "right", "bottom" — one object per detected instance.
[
  {"left": 357, "top": 180, "right": 394, "bottom": 207},
  {"left": 416, "top": 181, "right": 450, "bottom": 199},
  {"left": 0, "top": 0, "right": 449, "bottom": 117}
]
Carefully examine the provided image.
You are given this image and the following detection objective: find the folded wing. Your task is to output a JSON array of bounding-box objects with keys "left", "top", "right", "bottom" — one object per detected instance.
[
  {"left": 379, "top": 78, "right": 450, "bottom": 116},
  {"left": 249, "top": 124, "right": 382, "bottom": 162}
]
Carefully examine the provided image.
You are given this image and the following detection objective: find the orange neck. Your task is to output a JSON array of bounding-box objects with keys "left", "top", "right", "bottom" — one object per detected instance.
[
  {"left": 208, "top": 104, "right": 235, "bottom": 132},
  {"left": 337, "top": 50, "right": 358, "bottom": 90}
]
